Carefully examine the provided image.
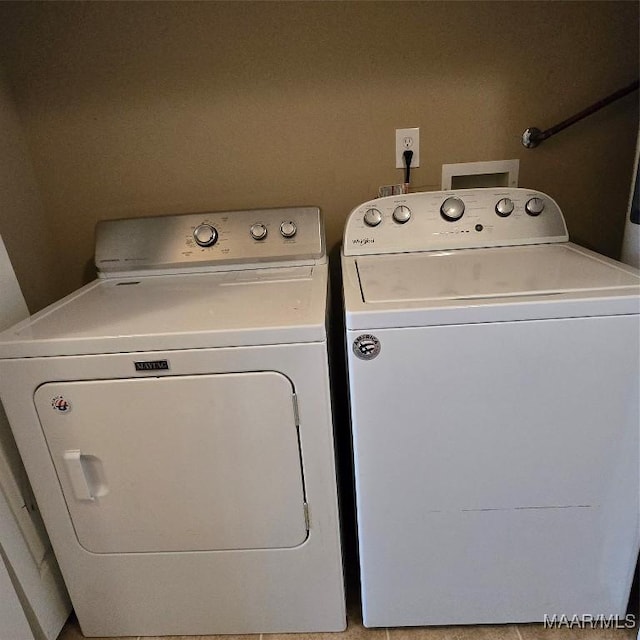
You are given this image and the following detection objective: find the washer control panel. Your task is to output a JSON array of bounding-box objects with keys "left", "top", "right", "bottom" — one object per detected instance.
[
  {"left": 96, "top": 207, "right": 324, "bottom": 275},
  {"left": 343, "top": 188, "right": 568, "bottom": 256}
]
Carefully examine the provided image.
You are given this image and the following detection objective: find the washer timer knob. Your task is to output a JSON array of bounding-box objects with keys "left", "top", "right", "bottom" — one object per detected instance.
[
  {"left": 193, "top": 224, "right": 218, "bottom": 247},
  {"left": 392, "top": 206, "right": 411, "bottom": 224},
  {"left": 280, "top": 221, "right": 297, "bottom": 238},
  {"left": 364, "top": 208, "right": 383, "bottom": 227},
  {"left": 440, "top": 196, "right": 465, "bottom": 222},
  {"left": 250, "top": 223, "right": 268, "bottom": 240},
  {"left": 525, "top": 197, "right": 545, "bottom": 216},
  {"left": 495, "top": 198, "right": 515, "bottom": 217}
]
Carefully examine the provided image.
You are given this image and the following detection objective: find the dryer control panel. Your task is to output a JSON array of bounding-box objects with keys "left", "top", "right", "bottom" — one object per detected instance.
[
  {"left": 96, "top": 207, "right": 325, "bottom": 276},
  {"left": 343, "top": 188, "right": 568, "bottom": 256}
]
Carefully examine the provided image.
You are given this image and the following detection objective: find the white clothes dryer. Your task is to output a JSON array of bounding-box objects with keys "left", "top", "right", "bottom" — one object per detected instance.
[
  {"left": 0, "top": 207, "right": 345, "bottom": 637},
  {"left": 342, "top": 188, "right": 640, "bottom": 627}
]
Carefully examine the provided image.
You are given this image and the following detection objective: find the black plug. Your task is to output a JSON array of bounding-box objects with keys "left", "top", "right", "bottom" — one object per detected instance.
[{"left": 403, "top": 149, "right": 414, "bottom": 186}]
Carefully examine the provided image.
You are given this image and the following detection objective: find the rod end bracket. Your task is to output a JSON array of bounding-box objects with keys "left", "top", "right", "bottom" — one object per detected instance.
[{"left": 522, "top": 127, "right": 543, "bottom": 148}]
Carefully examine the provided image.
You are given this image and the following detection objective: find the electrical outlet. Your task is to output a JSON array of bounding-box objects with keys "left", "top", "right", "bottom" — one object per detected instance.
[{"left": 396, "top": 127, "right": 420, "bottom": 169}]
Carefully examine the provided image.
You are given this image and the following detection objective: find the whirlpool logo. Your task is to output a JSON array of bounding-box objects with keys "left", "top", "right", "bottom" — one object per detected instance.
[
  {"left": 353, "top": 334, "right": 381, "bottom": 360},
  {"left": 352, "top": 238, "right": 375, "bottom": 246}
]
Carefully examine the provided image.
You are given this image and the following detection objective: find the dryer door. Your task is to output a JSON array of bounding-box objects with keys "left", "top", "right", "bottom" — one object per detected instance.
[{"left": 34, "top": 372, "right": 308, "bottom": 553}]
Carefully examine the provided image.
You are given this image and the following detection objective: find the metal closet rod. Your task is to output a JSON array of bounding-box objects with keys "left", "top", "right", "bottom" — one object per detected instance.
[{"left": 522, "top": 79, "right": 639, "bottom": 148}]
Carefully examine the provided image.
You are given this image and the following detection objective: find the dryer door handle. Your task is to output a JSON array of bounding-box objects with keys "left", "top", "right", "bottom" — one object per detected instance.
[{"left": 63, "top": 450, "right": 95, "bottom": 501}]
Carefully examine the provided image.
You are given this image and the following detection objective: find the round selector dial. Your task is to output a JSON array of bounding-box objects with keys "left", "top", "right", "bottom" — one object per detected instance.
[
  {"left": 440, "top": 196, "right": 465, "bottom": 222},
  {"left": 280, "top": 221, "right": 297, "bottom": 238},
  {"left": 525, "top": 197, "right": 545, "bottom": 216},
  {"left": 363, "top": 208, "right": 383, "bottom": 227},
  {"left": 250, "top": 223, "right": 268, "bottom": 240},
  {"left": 392, "top": 205, "right": 411, "bottom": 224},
  {"left": 495, "top": 197, "right": 515, "bottom": 217},
  {"left": 193, "top": 223, "right": 218, "bottom": 247}
]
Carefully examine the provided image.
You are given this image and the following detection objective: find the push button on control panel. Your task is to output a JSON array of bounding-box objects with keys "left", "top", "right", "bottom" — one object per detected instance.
[
  {"left": 280, "top": 221, "right": 297, "bottom": 238},
  {"left": 440, "top": 197, "right": 465, "bottom": 222},
  {"left": 392, "top": 206, "right": 411, "bottom": 224},
  {"left": 250, "top": 223, "right": 268, "bottom": 240},
  {"left": 495, "top": 198, "right": 514, "bottom": 217},
  {"left": 525, "top": 197, "right": 545, "bottom": 216},
  {"left": 364, "top": 208, "right": 383, "bottom": 227},
  {"left": 193, "top": 224, "right": 218, "bottom": 247}
]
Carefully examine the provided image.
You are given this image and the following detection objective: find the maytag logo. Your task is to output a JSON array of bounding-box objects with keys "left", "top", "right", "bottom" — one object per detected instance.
[
  {"left": 134, "top": 360, "right": 170, "bottom": 372},
  {"left": 352, "top": 238, "right": 375, "bottom": 245}
]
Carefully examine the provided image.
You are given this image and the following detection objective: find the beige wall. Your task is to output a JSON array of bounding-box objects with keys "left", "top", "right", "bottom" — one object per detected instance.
[
  {"left": 0, "top": 1, "right": 638, "bottom": 303},
  {"left": 0, "top": 71, "right": 60, "bottom": 311}
]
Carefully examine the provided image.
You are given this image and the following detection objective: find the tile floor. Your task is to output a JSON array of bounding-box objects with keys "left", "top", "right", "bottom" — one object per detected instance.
[{"left": 56, "top": 597, "right": 638, "bottom": 640}]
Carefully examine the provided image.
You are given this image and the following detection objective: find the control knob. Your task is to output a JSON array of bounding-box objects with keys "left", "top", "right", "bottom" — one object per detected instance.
[
  {"left": 280, "top": 221, "right": 297, "bottom": 238},
  {"left": 525, "top": 197, "right": 545, "bottom": 216},
  {"left": 364, "top": 208, "right": 383, "bottom": 227},
  {"left": 193, "top": 224, "right": 218, "bottom": 247},
  {"left": 250, "top": 223, "right": 268, "bottom": 240},
  {"left": 440, "top": 196, "right": 465, "bottom": 222},
  {"left": 392, "top": 206, "right": 411, "bottom": 224},
  {"left": 495, "top": 198, "right": 514, "bottom": 217}
]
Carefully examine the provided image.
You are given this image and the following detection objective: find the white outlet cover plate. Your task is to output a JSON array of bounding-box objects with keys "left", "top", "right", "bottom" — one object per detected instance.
[{"left": 396, "top": 128, "right": 420, "bottom": 169}]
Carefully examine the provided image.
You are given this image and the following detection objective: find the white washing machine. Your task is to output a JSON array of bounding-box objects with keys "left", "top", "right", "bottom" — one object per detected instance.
[
  {"left": 341, "top": 188, "right": 640, "bottom": 627},
  {"left": 0, "top": 207, "right": 345, "bottom": 637}
]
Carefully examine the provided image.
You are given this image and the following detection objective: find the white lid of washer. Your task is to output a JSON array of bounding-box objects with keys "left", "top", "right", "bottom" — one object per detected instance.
[
  {"left": 343, "top": 243, "right": 639, "bottom": 329},
  {"left": 357, "top": 244, "right": 640, "bottom": 304}
]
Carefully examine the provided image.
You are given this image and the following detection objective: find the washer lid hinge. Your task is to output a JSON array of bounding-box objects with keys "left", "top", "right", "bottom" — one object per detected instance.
[
  {"left": 292, "top": 393, "right": 300, "bottom": 426},
  {"left": 303, "top": 502, "right": 310, "bottom": 530}
]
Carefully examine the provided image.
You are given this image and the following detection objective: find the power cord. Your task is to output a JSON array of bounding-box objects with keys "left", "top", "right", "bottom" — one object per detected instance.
[{"left": 403, "top": 149, "right": 414, "bottom": 192}]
